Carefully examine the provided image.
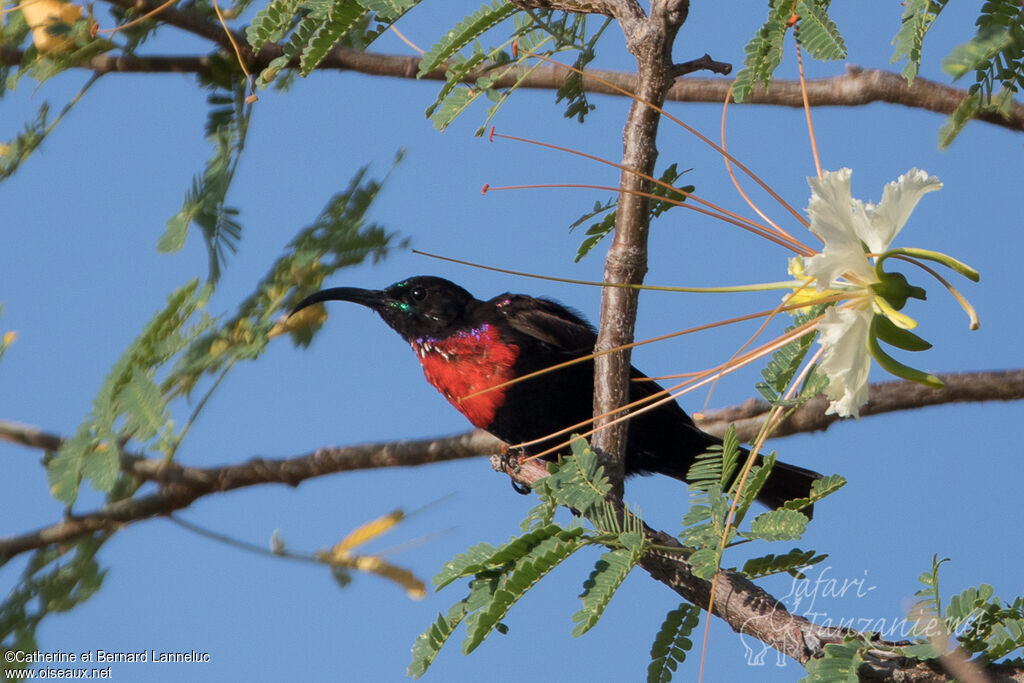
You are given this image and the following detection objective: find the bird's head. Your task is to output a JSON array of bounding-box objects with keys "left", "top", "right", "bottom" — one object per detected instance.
[{"left": 290, "top": 275, "right": 477, "bottom": 342}]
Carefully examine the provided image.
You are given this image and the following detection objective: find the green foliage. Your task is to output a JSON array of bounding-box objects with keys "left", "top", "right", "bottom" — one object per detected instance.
[
  {"left": 47, "top": 281, "right": 211, "bottom": 505},
  {"left": 679, "top": 483, "right": 731, "bottom": 579},
  {"left": 573, "top": 163, "right": 694, "bottom": 261},
  {"left": 0, "top": 69, "right": 100, "bottom": 183},
  {"left": 741, "top": 508, "right": 808, "bottom": 542},
  {"left": 247, "top": 0, "right": 305, "bottom": 49},
  {"left": 423, "top": 12, "right": 552, "bottom": 134},
  {"left": 800, "top": 638, "right": 865, "bottom": 682},
  {"left": 572, "top": 540, "right": 643, "bottom": 637},
  {"left": 938, "top": 1, "right": 1024, "bottom": 147},
  {"left": 732, "top": 2, "right": 791, "bottom": 102},
  {"left": 781, "top": 474, "right": 847, "bottom": 515},
  {"left": 891, "top": 0, "right": 950, "bottom": 84},
  {"left": 408, "top": 598, "right": 474, "bottom": 678},
  {"left": 685, "top": 425, "right": 740, "bottom": 492},
  {"left": 646, "top": 603, "right": 701, "bottom": 683},
  {"left": 250, "top": 0, "right": 421, "bottom": 86},
  {"left": 537, "top": 437, "right": 611, "bottom": 518},
  {"left": 741, "top": 548, "right": 827, "bottom": 580},
  {"left": 755, "top": 304, "right": 828, "bottom": 406},
  {"left": 434, "top": 524, "right": 585, "bottom": 590},
  {"left": 299, "top": 1, "right": 371, "bottom": 76},
  {"left": 733, "top": 1, "right": 846, "bottom": 102},
  {"left": 413, "top": 441, "right": 660, "bottom": 675},
  {"left": 418, "top": 2, "right": 517, "bottom": 76},
  {"left": 914, "top": 553, "right": 949, "bottom": 619},
  {"left": 0, "top": 535, "right": 108, "bottom": 667},
  {"left": 421, "top": 7, "right": 614, "bottom": 132},
  {"left": 793, "top": 1, "right": 846, "bottom": 62},
  {"left": 462, "top": 531, "right": 584, "bottom": 653},
  {"left": 903, "top": 556, "right": 1024, "bottom": 664},
  {"left": 161, "top": 84, "right": 251, "bottom": 283},
  {"left": 45, "top": 163, "right": 402, "bottom": 507}
]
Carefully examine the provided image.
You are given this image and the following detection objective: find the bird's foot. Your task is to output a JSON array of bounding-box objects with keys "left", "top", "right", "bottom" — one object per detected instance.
[{"left": 499, "top": 445, "right": 531, "bottom": 495}]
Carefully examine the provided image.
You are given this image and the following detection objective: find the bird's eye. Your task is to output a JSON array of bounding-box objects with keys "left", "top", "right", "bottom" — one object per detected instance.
[{"left": 410, "top": 286, "right": 427, "bottom": 301}]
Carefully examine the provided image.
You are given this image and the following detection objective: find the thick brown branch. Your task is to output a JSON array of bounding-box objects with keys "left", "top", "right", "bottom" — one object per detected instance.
[
  {"left": 0, "top": 430, "right": 502, "bottom": 564},
  {"left": 694, "top": 369, "right": 1024, "bottom": 443},
  {"left": 2, "top": 368, "right": 1021, "bottom": 562},
  {"left": 3, "top": 42, "right": 1021, "bottom": 134}
]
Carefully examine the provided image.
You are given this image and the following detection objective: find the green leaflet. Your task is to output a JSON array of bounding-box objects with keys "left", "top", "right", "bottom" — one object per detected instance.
[
  {"left": 741, "top": 508, "right": 809, "bottom": 543},
  {"left": 161, "top": 87, "right": 249, "bottom": 283},
  {"left": 572, "top": 533, "right": 645, "bottom": 637},
  {"left": 417, "top": 1, "right": 517, "bottom": 76},
  {"left": 741, "top": 548, "right": 827, "bottom": 580},
  {"left": 0, "top": 535, "right": 109, "bottom": 665},
  {"left": 794, "top": 0, "right": 846, "bottom": 61},
  {"left": 538, "top": 437, "right": 612, "bottom": 518},
  {"left": 251, "top": 0, "right": 422, "bottom": 85},
  {"left": 246, "top": 0, "right": 303, "bottom": 49},
  {"left": 685, "top": 425, "right": 740, "bottom": 493},
  {"left": 800, "top": 639, "right": 865, "bottom": 682},
  {"left": 646, "top": 603, "right": 700, "bottom": 683},
  {"left": 407, "top": 599, "right": 472, "bottom": 678},
  {"left": 462, "top": 532, "right": 585, "bottom": 653},
  {"left": 434, "top": 525, "right": 584, "bottom": 589},
  {"left": 891, "top": 0, "right": 950, "bottom": 84},
  {"left": 572, "top": 163, "right": 693, "bottom": 262},
  {"left": 733, "top": 1, "right": 844, "bottom": 101},
  {"left": 937, "top": 1, "right": 1024, "bottom": 146},
  {"left": 732, "top": 3, "right": 789, "bottom": 102},
  {"left": 755, "top": 304, "right": 827, "bottom": 406},
  {"left": 299, "top": 1, "right": 369, "bottom": 76},
  {"left": 433, "top": 542, "right": 500, "bottom": 589},
  {"left": 781, "top": 474, "right": 847, "bottom": 515},
  {"left": 47, "top": 281, "right": 208, "bottom": 505}
]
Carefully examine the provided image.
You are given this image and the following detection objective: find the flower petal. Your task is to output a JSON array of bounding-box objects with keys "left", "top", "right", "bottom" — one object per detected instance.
[
  {"left": 804, "top": 242, "right": 874, "bottom": 291},
  {"left": 817, "top": 307, "right": 872, "bottom": 418},
  {"left": 806, "top": 168, "right": 860, "bottom": 250},
  {"left": 860, "top": 169, "right": 942, "bottom": 253}
]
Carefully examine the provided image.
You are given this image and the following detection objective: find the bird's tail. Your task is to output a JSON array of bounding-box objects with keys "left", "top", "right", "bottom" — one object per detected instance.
[{"left": 649, "top": 445, "right": 822, "bottom": 519}]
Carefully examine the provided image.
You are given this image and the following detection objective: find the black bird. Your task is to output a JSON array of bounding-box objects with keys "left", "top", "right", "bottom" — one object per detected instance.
[{"left": 293, "top": 276, "right": 821, "bottom": 514}]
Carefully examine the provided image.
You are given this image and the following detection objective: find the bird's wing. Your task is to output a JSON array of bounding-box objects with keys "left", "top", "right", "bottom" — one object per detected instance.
[{"left": 490, "top": 294, "right": 597, "bottom": 352}]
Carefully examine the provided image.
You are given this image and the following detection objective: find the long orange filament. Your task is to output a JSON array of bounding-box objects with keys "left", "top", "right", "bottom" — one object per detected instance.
[
  {"left": 94, "top": 0, "right": 178, "bottom": 34},
  {"left": 485, "top": 182, "right": 810, "bottom": 254},
  {"left": 491, "top": 130, "right": 814, "bottom": 256},
  {"left": 517, "top": 46, "right": 811, "bottom": 229},
  {"left": 697, "top": 279, "right": 818, "bottom": 413},
  {"left": 413, "top": 248, "right": 793, "bottom": 294},
  {"left": 719, "top": 85, "right": 798, "bottom": 241},
  {"left": 460, "top": 293, "right": 846, "bottom": 404},
  {"left": 795, "top": 40, "right": 823, "bottom": 180},
  {"left": 517, "top": 316, "right": 822, "bottom": 460}
]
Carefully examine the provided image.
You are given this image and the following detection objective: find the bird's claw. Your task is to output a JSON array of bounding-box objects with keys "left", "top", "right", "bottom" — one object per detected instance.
[{"left": 499, "top": 445, "right": 531, "bottom": 495}]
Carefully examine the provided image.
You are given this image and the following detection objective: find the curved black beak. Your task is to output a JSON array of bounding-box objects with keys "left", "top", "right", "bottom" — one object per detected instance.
[{"left": 290, "top": 287, "right": 388, "bottom": 318}]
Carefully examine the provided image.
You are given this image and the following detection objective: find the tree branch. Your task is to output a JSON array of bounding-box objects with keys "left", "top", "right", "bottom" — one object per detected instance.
[
  {"left": 4, "top": 49, "right": 1021, "bottom": 134},
  {"left": 694, "top": 369, "right": 1024, "bottom": 443},
  {"left": 3, "top": 368, "right": 1022, "bottom": 563},
  {"left": 0, "top": 430, "right": 502, "bottom": 564}
]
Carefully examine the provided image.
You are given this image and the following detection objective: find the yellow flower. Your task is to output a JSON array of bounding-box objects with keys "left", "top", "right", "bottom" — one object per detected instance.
[{"left": 20, "top": 0, "right": 84, "bottom": 53}]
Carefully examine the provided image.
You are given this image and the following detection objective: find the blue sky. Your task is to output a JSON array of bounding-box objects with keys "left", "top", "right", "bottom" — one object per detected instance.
[{"left": 2, "top": 2, "right": 1021, "bottom": 681}]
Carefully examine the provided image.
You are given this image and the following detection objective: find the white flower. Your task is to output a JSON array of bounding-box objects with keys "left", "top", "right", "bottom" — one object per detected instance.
[
  {"left": 803, "top": 168, "right": 942, "bottom": 293},
  {"left": 801, "top": 168, "right": 942, "bottom": 418}
]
